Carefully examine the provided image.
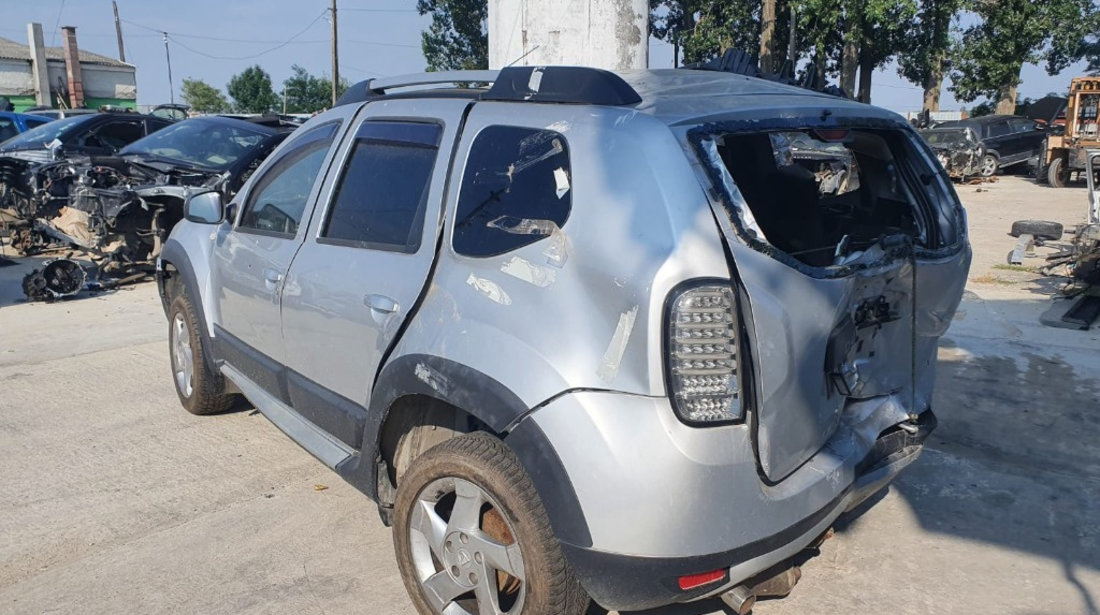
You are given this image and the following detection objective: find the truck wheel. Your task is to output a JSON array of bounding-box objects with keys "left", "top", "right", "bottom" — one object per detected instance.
[
  {"left": 979, "top": 154, "right": 998, "bottom": 177},
  {"left": 168, "top": 293, "right": 235, "bottom": 415},
  {"left": 1010, "top": 220, "right": 1064, "bottom": 240},
  {"left": 393, "top": 433, "right": 589, "bottom": 615},
  {"left": 1047, "top": 157, "right": 1069, "bottom": 188}
]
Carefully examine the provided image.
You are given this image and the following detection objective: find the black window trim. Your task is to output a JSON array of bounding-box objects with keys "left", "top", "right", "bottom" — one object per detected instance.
[
  {"left": 314, "top": 117, "right": 445, "bottom": 254},
  {"left": 234, "top": 120, "right": 343, "bottom": 239}
]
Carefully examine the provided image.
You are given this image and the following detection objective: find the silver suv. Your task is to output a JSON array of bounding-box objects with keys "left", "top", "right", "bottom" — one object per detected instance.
[{"left": 158, "top": 66, "right": 970, "bottom": 614}]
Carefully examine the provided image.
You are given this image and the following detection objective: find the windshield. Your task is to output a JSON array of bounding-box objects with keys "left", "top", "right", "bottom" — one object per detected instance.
[
  {"left": 0, "top": 115, "right": 92, "bottom": 150},
  {"left": 921, "top": 129, "right": 974, "bottom": 147},
  {"left": 120, "top": 119, "right": 267, "bottom": 171}
]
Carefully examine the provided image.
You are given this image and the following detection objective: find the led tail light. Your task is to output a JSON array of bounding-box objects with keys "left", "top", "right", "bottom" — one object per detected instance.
[{"left": 666, "top": 283, "right": 743, "bottom": 424}]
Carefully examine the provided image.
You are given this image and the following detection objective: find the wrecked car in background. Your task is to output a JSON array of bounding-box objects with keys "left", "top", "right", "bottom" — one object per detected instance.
[
  {"left": 16, "top": 115, "right": 294, "bottom": 300},
  {"left": 920, "top": 126, "right": 983, "bottom": 180}
]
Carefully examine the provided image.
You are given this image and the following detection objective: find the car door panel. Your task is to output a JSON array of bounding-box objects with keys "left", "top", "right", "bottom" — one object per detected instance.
[
  {"left": 280, "top": 99, "right": 469, "bottom": 445},
  {"left": 210, "top": 114, "right": 353, "bottom": 399}
]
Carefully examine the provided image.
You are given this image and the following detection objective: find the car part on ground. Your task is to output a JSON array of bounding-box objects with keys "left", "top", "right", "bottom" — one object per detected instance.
[
  {"left": 20, "top": 257, "right": 85, "bottom": 301},
  {"left": 7, "top": 115, "right": 293, "bottom": 299},
  {"left": 157, "top": 66, "right": 969, "bottom": 613}
]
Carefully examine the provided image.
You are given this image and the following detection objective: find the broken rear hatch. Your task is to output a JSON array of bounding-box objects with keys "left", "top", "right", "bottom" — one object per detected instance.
[{"left": 688, "top": 113, "right": 970, "bottom": 482}]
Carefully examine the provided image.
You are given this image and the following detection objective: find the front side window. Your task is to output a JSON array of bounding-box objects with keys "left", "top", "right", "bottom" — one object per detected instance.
[
  {"left": 83, "top": 121, "right": 143, "bottom": 150},
  {"left": 453, "top": 126, "right": 572, "bottom": 258},
  {"left": 321, "top": 121, "right": 441, "bottom": 252},
  {"left": 0, "top": 118, "right": 16, "bottom": 143},
  {"left": 238, "top": 122, "right": 340, "bottom": 236}
]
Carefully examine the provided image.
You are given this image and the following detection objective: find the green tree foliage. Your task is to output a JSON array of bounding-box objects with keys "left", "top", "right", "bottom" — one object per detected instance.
[
  {"left": 417, "top": 0, "right": 488, "bottom": 71},
  {"left": 897, "top": 0, "right": 963, "bottom": 111},
  {"left": 181, "top": 78, "right": 229, "bottom": 114},
  {"left": 282, "top": 65, "right": 347, "bottom": 113},
  {"left": 950, "top": 0, "right": 1099, "bottom": 113},
  {"left": 649, "top": 1, "right": 771, "bottom": 66},
  {"left": 227, "top": 65, "right": 279, "bottom": 114}
]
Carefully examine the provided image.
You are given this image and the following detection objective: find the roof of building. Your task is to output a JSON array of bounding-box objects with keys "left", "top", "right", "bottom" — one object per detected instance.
[{"left": 0, "top": 36, "right": 132, "bottom": 69}]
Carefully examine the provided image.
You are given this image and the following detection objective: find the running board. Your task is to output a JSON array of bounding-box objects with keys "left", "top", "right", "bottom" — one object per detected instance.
[{"left": 221, "top": 364, "right": 354, "bottom": 469}]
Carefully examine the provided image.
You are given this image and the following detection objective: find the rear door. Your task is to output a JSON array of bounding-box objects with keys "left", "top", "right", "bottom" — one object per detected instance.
[
  {"left": 984, "top": 119, "right": 1016, "bottom": 161},
  {"left": 279, "top": 99, "right": 468, "bottom": 445}
]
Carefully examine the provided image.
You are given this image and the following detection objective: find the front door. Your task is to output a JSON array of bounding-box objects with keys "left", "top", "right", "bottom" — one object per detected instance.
[
  {"left": 280, "top": 99, "right": 468, "bottom": 445},
  {"left": 211, "top": 119, "right": 345, "bottom": 398}
]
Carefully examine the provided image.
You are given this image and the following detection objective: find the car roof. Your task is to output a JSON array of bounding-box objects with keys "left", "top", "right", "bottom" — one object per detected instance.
[
  {"left": 188, "top": 114, "right": 294, "bottom": 135},
  {"left": 0, "top": 111, "right": 51, "bottom": 121}
]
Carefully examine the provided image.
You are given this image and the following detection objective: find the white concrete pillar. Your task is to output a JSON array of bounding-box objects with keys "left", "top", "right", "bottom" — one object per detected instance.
[
  {"left": 488, "top": 0, "right": 648, "bottom": 71},
  {"left": 26, "top": 23, "right": 50, "bottom": 106}
]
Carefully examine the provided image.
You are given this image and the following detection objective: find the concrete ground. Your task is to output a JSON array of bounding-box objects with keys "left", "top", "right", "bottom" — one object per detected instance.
[{"left": 1, "top": 175, "right": 1098, "bottom": 615}]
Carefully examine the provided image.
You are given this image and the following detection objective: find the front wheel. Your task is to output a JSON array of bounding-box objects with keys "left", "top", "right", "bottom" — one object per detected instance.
[
  {"left": 1047, "top": 156, "right": 1070, "bottom": 188},
  {"left": 168, "top": 293, "right": 235, "bottom": 415},
  {"left": 393, "top": 433, "right": 589, "bottom": 615},
  {"left": 979, "top": 154, "right": 998, "bottom": 177}
]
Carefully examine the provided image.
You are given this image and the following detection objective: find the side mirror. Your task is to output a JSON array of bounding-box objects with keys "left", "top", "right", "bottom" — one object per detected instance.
[{"left": 184, "top": 191, "right": 224, "bottom": 224}]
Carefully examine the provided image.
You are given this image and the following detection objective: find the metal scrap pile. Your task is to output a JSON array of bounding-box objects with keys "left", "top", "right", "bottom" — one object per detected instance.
[
  {"left": 1037, "top": 151, "right": 1100, "bottom": 328},
  {"left": 1, "top": 115, "right": 296, "bottom": 300}
]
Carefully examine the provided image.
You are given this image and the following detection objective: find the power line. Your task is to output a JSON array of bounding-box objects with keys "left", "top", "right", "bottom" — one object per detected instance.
[
  {"left": 49, "top": 0, "right": 66, "bottom": 47},
  {"left": 134, "top": 10, "right": 329, "bottom": 61},
  {"left": 340, "top": 7, "right": 418, "bottom": 12}
]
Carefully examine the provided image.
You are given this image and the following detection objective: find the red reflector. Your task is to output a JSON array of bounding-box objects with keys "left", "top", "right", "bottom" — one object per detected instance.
[
  {"left": 813, "top": 128, "right": 852, "bottom": 142},
  {"left": 678, "top": 569, "right": 726, "bottom": 591}
]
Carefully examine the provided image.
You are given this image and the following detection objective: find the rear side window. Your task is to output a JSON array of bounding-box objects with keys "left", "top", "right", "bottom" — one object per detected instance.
[
  {"left": 987, "top": 121, "right": 1011, "bottom": 137},
  {"left": 321, "top": 121, "right": 442, "bottom": 253},
  {"left": 453, "top": 126, "right": 571, "bottom": 258},
  {"left": 88, "top": 121, "right": 143, "bottom": 149},
  {"left": 24, "top": 118, "right": 48, "bottom": 130}
]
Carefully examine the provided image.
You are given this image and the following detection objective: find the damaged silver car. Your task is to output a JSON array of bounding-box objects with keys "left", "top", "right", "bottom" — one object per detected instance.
[
  {"left": 11, "top": 116, "right": 293, "bottom": 300},
  {"left": 158, "top": 66, "right": 970, "bottom": 614},
  {"left": 920, "top": 125, "right": 984, "bottom": 180}
]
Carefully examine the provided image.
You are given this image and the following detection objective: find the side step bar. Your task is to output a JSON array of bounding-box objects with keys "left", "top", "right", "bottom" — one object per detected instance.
[{"left": 221, "top": 364, "right": 354, "bottom": 469}]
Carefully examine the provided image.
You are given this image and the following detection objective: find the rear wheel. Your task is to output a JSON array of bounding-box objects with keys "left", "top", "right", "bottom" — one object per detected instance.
[
  {"left": 168, "top": 293, "right": 235, "bottom": 415},
  {"left": 1047, "top": 156, "right": 1070, "bottom": 188},
  {"left": 393, "top": 433, "right": 589, "bottom": 615},
  {"left": 979, "top": 154, "right": 998, "bottom": 177}
]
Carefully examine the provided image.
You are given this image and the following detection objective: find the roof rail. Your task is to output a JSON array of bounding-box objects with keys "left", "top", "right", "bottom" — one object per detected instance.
[{"left": 335, "top": 66, "right": 642, "bottom": 107}]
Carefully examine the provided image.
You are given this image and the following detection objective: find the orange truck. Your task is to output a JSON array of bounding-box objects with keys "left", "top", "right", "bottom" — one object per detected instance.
[{"left": 1041, "top": 76, "right": 1100, "bottom": 187}]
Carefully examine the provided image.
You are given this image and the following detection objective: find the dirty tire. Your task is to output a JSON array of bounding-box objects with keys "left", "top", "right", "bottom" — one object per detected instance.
[
  {"left": 979, "top": 154, "right": 998, "bottom": 177},
  {"left": 1010, "top": 219, "right": 1063, "bottom": 240},
  {"left": 168, "top": 293, "right": 234, "bottom": 415},
  {"left": 1047, "top": 157, "right": 1069, "bottom": 188},
  {"left": 393, "top": 432, "right": 590, "bottom": 615}
]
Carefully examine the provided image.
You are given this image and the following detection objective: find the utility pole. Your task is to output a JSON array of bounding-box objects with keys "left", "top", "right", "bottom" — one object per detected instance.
[
  {"left": 112, "top": 1, "right": 126, "bottom": 62},
  {"left": 330, "top": 0, "right": 339, "bottom": 107},
  {"left": 787, "top": 5, "right": 797, "bottom": 67},
  {"left": 163, "top": 32, "right": 174, "bottom": 104}
]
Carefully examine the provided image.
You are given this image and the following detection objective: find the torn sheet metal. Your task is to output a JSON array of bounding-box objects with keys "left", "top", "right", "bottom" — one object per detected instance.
[
  {"left": 597, "top": 306, "right": 638, "bottom": 383},
  {"left": 465, "top": 273, "right": 512, "bottom": 305},
  {"left": 700, "top": 138, "right": 764, "bottom": 240},
  {"left": 500, "top": 256, "right": 557, "bottom": 287}
]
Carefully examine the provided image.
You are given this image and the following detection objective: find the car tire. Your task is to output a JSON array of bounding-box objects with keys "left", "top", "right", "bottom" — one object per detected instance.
[
  {"left": 1010, "top": 219, "right": 1063, "bottom": 240},
  {"left": 1047, "top": 156, "right": 1069, "bottom": 188},
  {"left": 393, "top": 432, "right": 589, "bottom": 615},
  {"left": 979, "top": 154, "right": 998, "bottom": 177},
  {"left": 168, "top": 293, "right": 235, "bottom": 415}
]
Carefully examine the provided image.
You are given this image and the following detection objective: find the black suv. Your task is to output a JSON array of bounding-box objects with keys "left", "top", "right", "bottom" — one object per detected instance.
[{"left": 935, "top": 115, "right": 1047, "bottom": 176}]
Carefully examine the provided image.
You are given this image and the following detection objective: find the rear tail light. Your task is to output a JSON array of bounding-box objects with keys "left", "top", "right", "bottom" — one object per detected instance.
[{"left": 666, "top": 283, "right": 743, "bottom": 424}]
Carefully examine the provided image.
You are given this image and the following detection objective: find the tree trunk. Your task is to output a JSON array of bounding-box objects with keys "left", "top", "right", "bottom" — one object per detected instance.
[
  {"left": 922, "top": 51, "right": 944, "bottom": 112},
  {"left": 760, "top": 0, "right": 777, "bottom": 73},
  {"left": 857, "top": 50, "right": 873, "bottom": 103},
  {"left": 995, "top": 77, "right": 1019, "bottom": 115},
  {"left": 814, "top": 50, "right": 826, "bottom": 90},
  {"left": 840, "top": 19, "right": 859, "bottom": 98}
]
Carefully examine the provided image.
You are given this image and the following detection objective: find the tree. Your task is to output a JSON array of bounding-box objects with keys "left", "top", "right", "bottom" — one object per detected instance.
[
  {"left": 227, "top": 65, "right": 278, "bottom": 114},
  {"left": 417, "top": 0, "right": 488, "bottom": 71},
  {"left": 853, "top": 0, "right": 918, "bottom": 102},
  {"left": 181, "top": 78, "right": 229, "bottom": 114},
  {"left": 282, "top": 65, "right": 346, "bottom": 113},
  {"left": 897, "top": 0, "right": 963, "bottom": 112},
  {"left": 950, "top": 0, "right": 1099, "bottom": 114},
  {"left": 649, "top": 1, "right": 765, "bottom": 66}
]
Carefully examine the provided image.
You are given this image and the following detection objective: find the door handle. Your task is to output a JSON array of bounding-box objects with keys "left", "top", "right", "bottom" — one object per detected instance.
[
  {"left": 364, "top": 294, "right": 399, "bottom": 314},
  {"left": 263, "top": 268, "right": 283, "bottom": 291}
]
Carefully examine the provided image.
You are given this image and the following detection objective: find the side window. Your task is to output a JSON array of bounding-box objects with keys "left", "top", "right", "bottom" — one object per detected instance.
[
  {"left": 92, "top": 121, "right": 144, "bottom": 149},
  {"left": 24, "top": 118, "right": 48, "bottom": 130},
  {"left": 453, "top": 126, "right": 572, "bottom": 258},
  {"left": 238, "top": 122, "right": 340, "bottom": 237},
  {"left": 321, "top": 121, "right": 441, "bottom": 252},
  {"left": 0, "top": 118, "right": 15, "bottom": 143},
  {"left": 1011, "top": 118, "right": 1037, "bottom": 133},
  {"left": 146, "top": 118, "right": 172, "bottom": 135},
  {"left": 987, "top": 121, "right": 1011, "bottom": 137}
]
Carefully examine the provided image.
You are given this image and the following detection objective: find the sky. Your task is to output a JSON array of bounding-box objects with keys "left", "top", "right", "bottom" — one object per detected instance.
[{"left": 0, "top": 0, "right": 1091, "bottom": 114}]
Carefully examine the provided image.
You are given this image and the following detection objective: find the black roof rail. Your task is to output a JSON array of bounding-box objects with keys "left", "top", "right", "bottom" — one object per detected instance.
[{"left": 335, "top": 66, "right": 642, "bottom": 107}]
